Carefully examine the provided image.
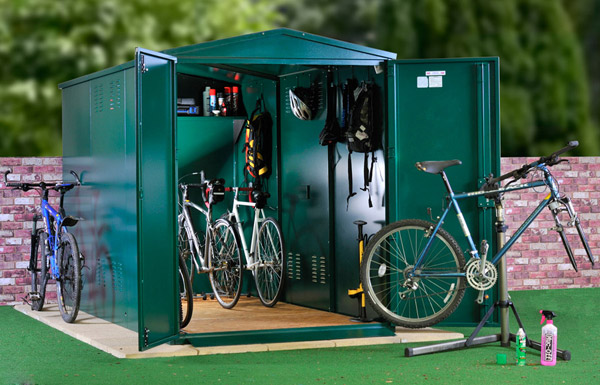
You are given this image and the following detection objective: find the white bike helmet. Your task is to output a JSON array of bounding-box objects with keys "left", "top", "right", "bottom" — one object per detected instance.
[{"left": 289, "top": 88, "right": 313, "bottom": 120}]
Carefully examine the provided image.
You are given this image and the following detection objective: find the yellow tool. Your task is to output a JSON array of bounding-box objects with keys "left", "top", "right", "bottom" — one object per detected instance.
[{"left": 348, "top": 220, "right": 370, "bottom": 322}]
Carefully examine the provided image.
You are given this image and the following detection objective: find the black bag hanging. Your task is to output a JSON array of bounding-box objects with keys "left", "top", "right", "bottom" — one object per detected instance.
[
  {"left": 319, "top": 71, "right": 342, "bottom": 146},
  {"left": 244, "top": 97, "right": 272, "bottom": 186},
  {"left": 345, "top": 81, "right": 379, "bottom": 209}
]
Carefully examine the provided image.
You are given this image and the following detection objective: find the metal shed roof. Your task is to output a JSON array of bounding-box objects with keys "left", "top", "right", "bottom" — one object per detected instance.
[
  {"left": 59, "top": 29, "right": 397, "bottom": 88},
  {"left": 163, "top": 28, "right": 396, "bottom": 67}
]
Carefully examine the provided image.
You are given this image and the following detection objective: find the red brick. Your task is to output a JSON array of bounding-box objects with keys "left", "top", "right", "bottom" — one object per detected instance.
[
  {"left": 2, "top": 286, "right": 25, "bottom": 294},
  {"left": 3, "top": 269, "right": 26, "bottom": 278},
  {"left": 0, "top": 158, "right": 23, "bottom": 166}
]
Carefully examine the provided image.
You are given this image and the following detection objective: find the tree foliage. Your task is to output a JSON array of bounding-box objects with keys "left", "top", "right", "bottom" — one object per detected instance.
[
  {"left": 282, "top": 0, "right": 599, "bottom": 156},
  {"left": 563, "top": 0, "right": 600, "bottom": 129},
  {"left": 1, "top": 0, "right": 598, "bottom": 157},
  {"left": 0, "top": 0, "right": 283, "bottom": 156}
]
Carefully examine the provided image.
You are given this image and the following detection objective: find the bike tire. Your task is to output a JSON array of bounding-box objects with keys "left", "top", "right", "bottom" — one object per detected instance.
[
  {"left": 30, "top": 230, "right": 49, "bottom": 311},
  {"left": 361, "top": 219, "right": 466, "bottom": 328},
  {"left": 208, "top": 218, "right": 243, "bottom": 309},
  {"left": 254, "top": 217, "right": 285, "bottom": 307},
  {"left": 178, "top": 218, "right": 196, "bottom": 285},
  {"left": 56, "top": 231, "right": 82, "bottom": 323},
  {"left": 178, "top": 255, "right": 193, "bottom": 328}
]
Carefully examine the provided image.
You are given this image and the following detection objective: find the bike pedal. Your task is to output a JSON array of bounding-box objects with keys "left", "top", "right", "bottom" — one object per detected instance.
[
  {"left": 479, "top": 240, "right": 489, "bottom": 259},
  {"left": 28, "top": 292, "right": 41, "bottom": 301}
]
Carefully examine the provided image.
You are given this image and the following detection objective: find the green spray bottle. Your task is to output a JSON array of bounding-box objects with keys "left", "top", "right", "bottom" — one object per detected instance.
[{"left": 516, "top": 328, "right": 526, "bottom": 366}]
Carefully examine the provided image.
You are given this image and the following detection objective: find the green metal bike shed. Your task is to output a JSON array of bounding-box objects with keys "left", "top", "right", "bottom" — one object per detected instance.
[{"left": 59, "top": 29, "right": 501, "bottom": 351}]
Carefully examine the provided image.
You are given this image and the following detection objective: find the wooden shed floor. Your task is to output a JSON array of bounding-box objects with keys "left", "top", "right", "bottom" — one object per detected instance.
[{"left": 182, "top": 296, "right": 360, "bottom": 334}]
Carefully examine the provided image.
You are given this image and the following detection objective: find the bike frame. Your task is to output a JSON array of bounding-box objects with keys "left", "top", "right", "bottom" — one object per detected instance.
[
  {"left": 412, "top": 165, "right": 559, "bottom": 279},
  {"left": 39, "top": 186, "right": 73, "bottom": 279},
  {"left": 179, "top": 191, "right": 212, "bottom": 274},
  {"left": 226, "top": 187, "right": 266, "bottom": 270}
]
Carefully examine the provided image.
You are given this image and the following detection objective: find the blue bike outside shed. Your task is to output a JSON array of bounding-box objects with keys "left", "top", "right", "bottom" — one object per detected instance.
[{"left": 58, "top": 29, "right": 501, "bottom": 351}]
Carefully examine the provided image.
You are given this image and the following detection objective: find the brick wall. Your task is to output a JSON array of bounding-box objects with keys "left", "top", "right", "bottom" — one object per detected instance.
[
  {"left": 502, "top": 157, "right": 600, "bottom": 290},
  {"left": 1, "top": 157, "right": 599, "bottom": 306},
  {"left": 1, "top": 157, "right": 62, "bottom": 305}
]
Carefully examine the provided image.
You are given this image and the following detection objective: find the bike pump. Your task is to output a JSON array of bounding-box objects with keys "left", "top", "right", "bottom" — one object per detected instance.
[
  {"left": 405, "top": 201, "right": 571, "bottom": 359},
  {"left": 348, "top": 220, "right": 372, "bottom": 322}
]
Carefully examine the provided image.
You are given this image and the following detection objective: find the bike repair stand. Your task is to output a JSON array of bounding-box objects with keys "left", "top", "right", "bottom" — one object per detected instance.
[
  {"left": 405, "top": 202, "right": 571, "bottom": 360},
  {"left": 348, "top": 220, "right": 374, "bottom": 322}
]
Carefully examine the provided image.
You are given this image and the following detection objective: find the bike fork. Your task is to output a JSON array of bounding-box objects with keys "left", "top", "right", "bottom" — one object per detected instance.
[
  {"left": 549, "top": 196, "right": 595, "bottom": 272},
  {"left": 28, "top": 215, "right": 40, "bottom": 273}
]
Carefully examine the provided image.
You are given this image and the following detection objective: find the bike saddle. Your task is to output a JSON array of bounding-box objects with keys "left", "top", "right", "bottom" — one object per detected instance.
[
  {"left": 62, "top": 216, "right": 81, "bottom": 227},
  {"left": 415, "top": 160, "right": 462, "bottom": 174},
  {"left": 252, "top": 189, "right": 270, "bottom": 209}
]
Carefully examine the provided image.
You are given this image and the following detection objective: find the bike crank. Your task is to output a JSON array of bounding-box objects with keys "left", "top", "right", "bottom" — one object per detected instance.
[{"left": 465, "top": 259, "right": 497, "bottom": 303}]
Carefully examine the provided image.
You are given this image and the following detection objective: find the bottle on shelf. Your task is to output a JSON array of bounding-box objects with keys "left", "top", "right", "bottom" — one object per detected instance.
[
  {"left": 232, "top": 86, "right": 239, "bottom": 116},
  {"left": 209, "top": 89, "right": 217, "bottom": 115},
  {"left": 203, "top": 87, "right": 211, "bottom": 116}
]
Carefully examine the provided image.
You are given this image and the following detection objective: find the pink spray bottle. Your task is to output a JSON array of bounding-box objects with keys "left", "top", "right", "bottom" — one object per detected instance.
[{"left": 540, "top": 310, "right": 558, "bottom": 366}]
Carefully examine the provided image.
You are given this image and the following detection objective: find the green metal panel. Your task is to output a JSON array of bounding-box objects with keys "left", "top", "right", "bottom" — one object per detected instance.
[
  {"left": 280, "top": 70, "right": 332, "bottom": 310},
  {"left": 386, "top": 58, "right": 501, "bottom": 326},
  {"left": 59, "top": 61, "right": 135, "bottom": 90},
  {"left": 135, "top": 48, "right": 179, "bottom": 350},
  {"left": 62, "top": 68, "right": 139, "bottom": 331},
  {"left": 181, "top": 323, "right": 395, "bottom": 348}
]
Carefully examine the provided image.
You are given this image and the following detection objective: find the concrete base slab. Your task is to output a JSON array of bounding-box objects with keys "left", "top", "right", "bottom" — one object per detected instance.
[
  {"left": 14, "top": 304, "right": 464, "bottom": 358},
  {"left": 395, "top": 327, "right": 465, "bottom": 343}
]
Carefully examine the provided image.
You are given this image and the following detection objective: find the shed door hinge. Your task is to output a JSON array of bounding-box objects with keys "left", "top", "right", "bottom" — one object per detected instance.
[
  {"left": 387, "top": 146, "right": 396, "bottom": 159},
  {"left": 143, "top": 327, "right": 150, "bottom": 347},
  {"left": 139, "top": 54, "right": 149, "bottom": 73}
]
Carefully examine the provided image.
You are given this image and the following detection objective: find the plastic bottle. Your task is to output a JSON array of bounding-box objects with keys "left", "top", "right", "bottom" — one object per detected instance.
[
  {"left": 224, "top": 87, "right": 232, "bottom": 112},
  {"left": 209, "top": 89, "right": 217, "bottom": 115},
  {"left": 515, "top": 328, "right": 526, "bottom": 366},
  {"left": 217, "top": 93, "right": 225, "bottom": 116},
  {"left": 540, "top": 310, "right": 558, "bottom": 366},
  {"left": 232, "top": 86, "right": 239, "bottom": 115},
  {"left": 203, "top": 87, "right": 211, "bottom": 116}
]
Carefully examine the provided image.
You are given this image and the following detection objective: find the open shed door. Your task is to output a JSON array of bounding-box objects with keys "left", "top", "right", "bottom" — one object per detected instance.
[
  {"left": 135, "top": 48, "right": 179, "bottom": 350},
  {"left": 386, "top": 58, "right": 501, "bottom": 325}
]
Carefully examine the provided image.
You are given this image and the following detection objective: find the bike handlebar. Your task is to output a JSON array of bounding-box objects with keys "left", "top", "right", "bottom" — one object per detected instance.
[
  {"left": 4, "top": 169, "right": 81, "bottom": 193},
  {"left": 486, "top": 141, "right": 578, "bottom": 186}
]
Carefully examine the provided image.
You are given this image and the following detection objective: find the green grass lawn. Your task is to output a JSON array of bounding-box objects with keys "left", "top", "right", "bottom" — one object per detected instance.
[{"left": 1, "top": 288, "right": 598, "bottom": 384}]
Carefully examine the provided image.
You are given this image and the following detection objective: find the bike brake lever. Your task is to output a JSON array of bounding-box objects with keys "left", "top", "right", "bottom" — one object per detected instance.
[{"left": 70, "top": 170, "right": 82, "bottom": 185}]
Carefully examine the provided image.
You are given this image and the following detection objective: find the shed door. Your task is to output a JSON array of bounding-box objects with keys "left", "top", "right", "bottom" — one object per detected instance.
[
  {"left": 386, "top": 59, "right": 500, "bottom": 325},
  {"left": 135, "top": 48, "right": 179, "bottom": 350}
]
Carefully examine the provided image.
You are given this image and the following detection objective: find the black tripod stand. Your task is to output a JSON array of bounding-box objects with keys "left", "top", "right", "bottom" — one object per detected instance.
[{"left": 405, "top": 202, "right": 571, "bottom": 360}]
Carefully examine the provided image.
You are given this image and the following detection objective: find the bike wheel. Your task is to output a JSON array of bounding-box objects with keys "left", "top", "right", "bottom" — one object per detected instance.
[
  {"left": 30, "top": 230, "right": 49, "bottom": 311},
  {"left": 56, "top": 232, "right": 82, "bottom": 323},
  {"left": 254, "top": 217, "right": 285, "bottom": 307},
  {"left": 361, "top": 219, "right": 466, "bottom": 328},
  {"left": 178, "top": 255, "right": 193, "bottom": 328},
  {"left": 178, "top": 219, "right": 196, "bottom": 285},
  {"left": 208, "top": 218, "right": 243, "bottom": 309}
]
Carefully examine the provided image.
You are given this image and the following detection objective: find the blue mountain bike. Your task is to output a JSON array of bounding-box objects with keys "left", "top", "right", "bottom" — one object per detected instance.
[
  {"left": 361, "top": 142, "right": 595, "bottom": 328},
  {"left": 4, "top": 170, "right": 83, "bottom": 323}
]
